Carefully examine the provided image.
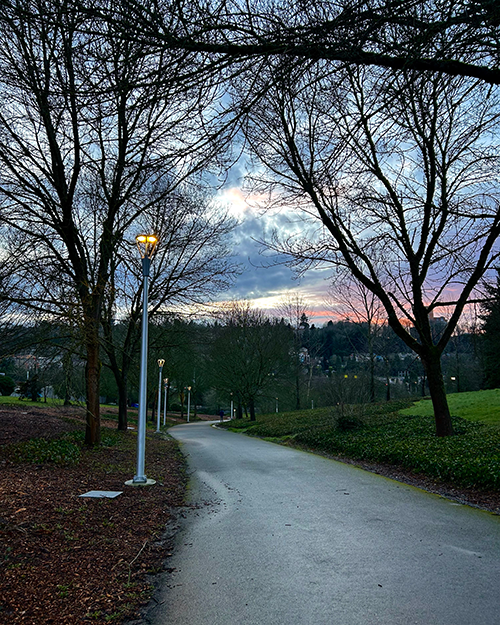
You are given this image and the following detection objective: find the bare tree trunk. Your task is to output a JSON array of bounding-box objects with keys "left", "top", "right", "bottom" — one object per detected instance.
[
  {"left": 307, "top": 363, "right": 313, "bottom": 401},
  {"left": 455, "top": 345, "right": 461, "bottom": 393},
  {"left": 63, "top": 352, "right": 72, "bottom": 406},
  {"left": 295, "top": 368, "right": 301, "bottom": 410},
  {"left": 151, "top": 390, "right": 157, "bottom": 422},
  {"left": 249, "top": 398, "right": 256, "bottom": 421},
  {"left": 30, "top": 375, "right": 39, "bottom": 402},
  {"left": 117, "top": 375, "right": 128, "bottom": 431},
  {"left": 85, "top": 334, "right": 101, "bottom": 446},
  {"left": 384, "top": 356, "right": 391, "bottom": 401},
  {"left": 421, "top": 351, "right": 454, "bottom": 437},
  {"left": 369, "top": 355, "right": 375, "bottom": 402}
]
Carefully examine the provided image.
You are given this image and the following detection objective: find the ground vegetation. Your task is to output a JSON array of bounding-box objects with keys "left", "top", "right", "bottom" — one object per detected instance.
[{"left": 0, "top": 403, "right": 187, "bottom": 624}]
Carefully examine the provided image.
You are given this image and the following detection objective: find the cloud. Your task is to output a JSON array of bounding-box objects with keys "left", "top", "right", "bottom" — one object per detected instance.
[{"left": 212, "top": 192, "right": 335, "bottom": 323}]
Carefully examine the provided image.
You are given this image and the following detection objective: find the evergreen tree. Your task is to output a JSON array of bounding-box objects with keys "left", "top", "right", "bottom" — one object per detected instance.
[{"left": 481, "top": 273, "right": 500, "bottom": 389}]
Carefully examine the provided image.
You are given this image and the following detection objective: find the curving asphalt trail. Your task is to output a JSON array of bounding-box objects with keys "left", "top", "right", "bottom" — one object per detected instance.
[{"left": 143, "top": 421, "right": 500, "bottom": 625}]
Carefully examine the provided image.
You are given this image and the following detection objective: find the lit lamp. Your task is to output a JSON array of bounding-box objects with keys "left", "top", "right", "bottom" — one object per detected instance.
[
  {"left": 187, "top": 386, "right": 192, "bottom": 422},
  {"left": 126, "top": 234, "right": 158, "bottom": 486},
  {"left": 156, "top": 359, "right": 165, "bottom": 433}
]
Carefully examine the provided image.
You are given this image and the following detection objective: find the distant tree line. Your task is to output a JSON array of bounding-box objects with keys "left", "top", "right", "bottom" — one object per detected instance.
[{"left": 1, "top": 296, "right": 491, "bottom": 418}]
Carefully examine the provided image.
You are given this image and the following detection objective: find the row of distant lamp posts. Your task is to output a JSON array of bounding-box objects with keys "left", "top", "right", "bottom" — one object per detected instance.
[
  {"left": 156, "top": 359, "right": 165, "bottom": 433},
  {"left": 163, "top": 377, "right": 168, "bottom": 426}
]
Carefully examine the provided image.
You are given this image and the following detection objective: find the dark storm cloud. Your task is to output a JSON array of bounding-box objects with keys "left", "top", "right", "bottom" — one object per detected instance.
[{"left": 222, "top": 207, "right": 332, "bottom": 306}]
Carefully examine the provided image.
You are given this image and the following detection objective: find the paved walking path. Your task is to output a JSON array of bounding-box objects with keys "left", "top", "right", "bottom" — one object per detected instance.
[{"left": 144, "top": 421, "right": 500, "bottom": 625}]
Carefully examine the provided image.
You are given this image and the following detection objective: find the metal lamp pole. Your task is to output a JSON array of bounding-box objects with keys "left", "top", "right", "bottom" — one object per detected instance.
[
  {"left": 156, "top": 359, "right": 165, "bottom": 433},
  {"left": 163, "top": 378, "right": 168, "bottom": 426},
  {"left": 230, "top": 393, "right": 234, "bottom": 420},
  {"left": 187, "top": 386, "right": 191, "bottom": 422},
  {"left": 127, "top": 233, "right": 158, "bottom": 486}
]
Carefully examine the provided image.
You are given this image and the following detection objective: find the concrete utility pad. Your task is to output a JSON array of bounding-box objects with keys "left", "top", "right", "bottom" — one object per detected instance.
[{"left": 79, "top": 490, "right": 122, "bottom": 498}]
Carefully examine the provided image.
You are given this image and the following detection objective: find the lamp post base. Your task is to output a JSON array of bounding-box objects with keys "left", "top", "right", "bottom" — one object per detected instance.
[{"left": 124, "top": 478, "right": 156, "bottom": 487}]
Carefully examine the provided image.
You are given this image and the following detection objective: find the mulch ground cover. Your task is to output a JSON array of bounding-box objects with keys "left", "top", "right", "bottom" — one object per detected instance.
[{"left": 0, "top": 404, "right": 187, "bottom": 625}]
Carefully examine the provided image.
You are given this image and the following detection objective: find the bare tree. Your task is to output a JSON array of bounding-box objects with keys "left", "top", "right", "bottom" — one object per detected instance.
[
  {"left": 116, "top": 0, "right": 500, "bottom": 85},
  {"left": 237, "top": 63, "right": 500, "bottom": 436},
  {"left": 276, "top": 292, "right": 311, "bottom": 409},
  {"left": 100, "top": 186, "right": 239, "bottom": 430},
  {"left": 210, "top": 301, "right": 291, "bottom": 420},
  {"left": 0, "top": 1, "right": 224, "bottom": 443}
]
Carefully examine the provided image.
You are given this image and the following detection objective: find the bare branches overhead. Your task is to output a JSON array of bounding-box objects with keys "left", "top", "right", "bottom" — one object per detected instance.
[
  {"left": 97, "top": 0, "right": 500, "bottom": 85},
  {"left": 0, "top": 0, "right": 238, "bottom": 443}
]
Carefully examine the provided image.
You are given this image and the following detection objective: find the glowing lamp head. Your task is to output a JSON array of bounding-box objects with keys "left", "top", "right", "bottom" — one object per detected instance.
[
  {"left": 136, "top": 233, "right": 158, "bottom": 259},
  {"left": 158, "top": 359, "right": 165, "bottom": 368}
]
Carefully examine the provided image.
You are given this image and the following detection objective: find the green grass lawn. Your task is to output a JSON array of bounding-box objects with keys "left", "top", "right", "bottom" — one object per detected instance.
[
  {"left": 220, "top": 395, "right": 500, "bottom": 491},
  {"left": 400, "top": 389, "right": 500, "bottom": 427},
  {"left": 0, "top": 395, "right": 69, "bottom": 406}
]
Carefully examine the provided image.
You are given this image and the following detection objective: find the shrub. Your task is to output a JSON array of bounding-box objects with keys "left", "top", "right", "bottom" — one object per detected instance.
[
  {"left": 0, "top": 375, "right": 15, "bottom": 396},
  {"left": 334, "top": 411, "right": 365, "bottom": 432},
  {"left": 11, "top": 438, "right": 81, "bottom": 465}
]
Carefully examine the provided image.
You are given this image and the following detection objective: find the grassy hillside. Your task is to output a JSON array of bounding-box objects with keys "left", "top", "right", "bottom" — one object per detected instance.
[
  {"left": 400, "top": 389, "right": 500, "bottom": 427},
  {"left": 220, "top": 395, "right": 500, "bottom": 491}
]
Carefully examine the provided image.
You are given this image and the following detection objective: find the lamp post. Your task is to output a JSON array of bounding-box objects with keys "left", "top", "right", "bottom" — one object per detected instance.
[
  {"left": 126, "top": 234, "right": 158, "bottom": 486},
  {"left": 187, "top": 386, "right": 191, "bottom": 422},
  {"left": 163, "top": 378, "right": 168, "bottom": 426},
  {"left": 276, "top": 397, "right": 279, "bottom": 413},
  {"left": 156, "top": 359, "right": 165, "bottom": 433},
  {"left": 230, "top": 393, "right": 234, "bottom": 420}
]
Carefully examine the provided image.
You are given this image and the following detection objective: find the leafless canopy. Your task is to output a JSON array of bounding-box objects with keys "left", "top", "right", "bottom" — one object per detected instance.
[
  {"left": 95, "top": 0, "right": 500, "bottom": 85},
  {"left": 233, "top": 59, "right": 500, "bottom": 434}
]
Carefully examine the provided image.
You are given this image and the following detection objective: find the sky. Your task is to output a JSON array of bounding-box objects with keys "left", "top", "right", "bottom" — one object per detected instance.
[{"left": 213, "top": 176, "right": 337, "bottom": 325}]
